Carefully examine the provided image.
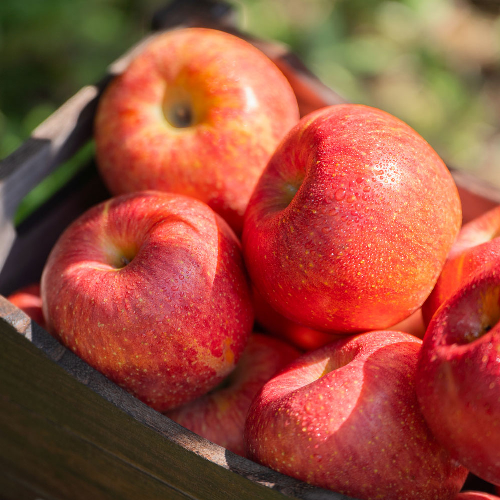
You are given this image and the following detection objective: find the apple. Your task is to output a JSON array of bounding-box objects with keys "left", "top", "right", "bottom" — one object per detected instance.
[
  {"left": 165, "top": 333, "right": 299, "bottom": 456},
  {"left": 456, "top": 493, "right": 500, "bottom": 500},
  {"left": 6, "top": 283, "right": 46, "bottom": 329},
  {"left": 388, "top": 308, "right": 425, "bottom": 339},
  {"left": 94, "top": 27, "right": 300, "bottom": 234},
  {"left": 423, "top": 204, "right": 500, "bottom": 325},
  {"left": 41, "top": 191, "right": 254, "bottom": 412},
  {"left": 254, "top": 284, "right": 425, "bottom": 351},
  {"left": 416, "top": 262, "right": 500, "bottom": 485},
  {"left": 242, "top": 104, "right": 462, "bottom": 334},
  {"left": 252, "top": 285, "right": 341, "bottom": 351},
  {"left": 245, "top": 330, "right": 468, "bottom": 500}
]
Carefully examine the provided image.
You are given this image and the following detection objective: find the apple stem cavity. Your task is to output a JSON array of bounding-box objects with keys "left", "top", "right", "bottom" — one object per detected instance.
[
  {"left": 106, "top": 248, "right": 136, "bottom": 270},
  {"left": 319, "top": 348, "right": 358, "bottom": 378},
  {"left": 283, "top": 182, "right": 299, "bottom": 206},
  {"left": 438, "top": 274, "right": 500, "bottom": 346},
  {"left": 166, "top": 101, "right": 194, "bottom": 128},
  {"left": 119, "top": 255, "right": 132, "bottom": 267}
]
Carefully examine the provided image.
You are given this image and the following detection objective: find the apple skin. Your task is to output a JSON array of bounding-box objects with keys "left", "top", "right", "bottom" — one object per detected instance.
[
  {"left": 389, "top": 308, "right": 425, "bottom": 339},
  {"left": 242, "top": 104, "right": 462, "bottom": 333},
  {"left": 416, "top": 263, "right": 500, "bottom": 486},
  {"left": 41, "top": 191, "right": 254, "bottom": 412},
  {"left": 165, "top": 333, "right": 299, "bottom": 456},
  {"left": 455, "top": 493, "right": 500, "bottom": 500},
  {"left": 254, "top": 284, "right": 425, "bottom": 351},
  {"left": 252, "top": 285, "right": 342, "bottom": 351},
  {"left": 423, "top": 205, "right": 500, "bottom": 326},
  {"left": 94, "top": 27, "right": 299, "bottom": 234},
  {"left": 245, "top": 330, "right": 468, "bottom": 500},
  {"left": 6, "top": 283, "right": 46, "bottom": 329}
]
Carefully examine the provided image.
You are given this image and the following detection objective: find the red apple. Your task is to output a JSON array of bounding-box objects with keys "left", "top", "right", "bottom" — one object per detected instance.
[
  {"left": 245, "top": 330, "right": 468, "bottom": 500},
  {"left": 254, "top": 285, "right": 425, "bottom": 351},
  {"left": 388, "top": 308, "right": 425, "bottom": 339},
  {"left": 165, "top": 333, "right": 299, "bottom": 456},
  {"left": 41, "top": 191, "right": 254, "bottom": 412},
  {"left": 416, "top": 263, "right": 500, "bottom": 485},
  {"left": 6, "top": 283, "right": 46, "bottom": 329},
  {"left": 423, "top": 204, "right": 500, "bottom": 325},
  {"left": 252, "top": 285, "right": 341, "bottom": 351},
  {"left": 94, "top": 27, "right": 299, "bottom": 234},
  {"left": 456, "top": 493, "right": 500, "bottom": 500},
  {"left": 242, "top": 104, "right": 461, "bottom": 334}
]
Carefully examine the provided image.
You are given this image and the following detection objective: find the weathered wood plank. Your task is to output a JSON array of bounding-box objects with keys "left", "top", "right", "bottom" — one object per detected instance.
[
  {"left": 0, "top": 299, "right": 350, "bottom": 500},
  {"left": 0, "top": 468, "right": 53, "bottom": 500},
  {"left": 0, "top": 161, "right": 109, "bottom": 295},
  {"left": 0, "top": 398, "right": 192, "bottom": 500}
]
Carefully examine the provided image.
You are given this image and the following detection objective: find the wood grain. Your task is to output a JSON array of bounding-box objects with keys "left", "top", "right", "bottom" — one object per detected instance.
[
  {"left": 0, "top": 161, "right": 109, "bottom": 295},
  {"left": 0, "top": 297, "right": 350, "bottom": 500}
]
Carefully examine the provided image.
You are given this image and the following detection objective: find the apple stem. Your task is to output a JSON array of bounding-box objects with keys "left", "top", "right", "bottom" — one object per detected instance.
[
  {"left": 167, "top": 102, "right": 193, "bottom": 128},
  {"left": 120, "top": 255, "right": 131, "bottom": 267}
]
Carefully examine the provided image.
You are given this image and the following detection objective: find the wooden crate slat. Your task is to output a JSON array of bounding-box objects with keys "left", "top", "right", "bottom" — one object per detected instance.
[
  {"left": 0, "top": 398, "right": 193, "bottom": 500},
  {"left": 0, "top": 297, "right": 350, "bottom": 500},
  {"left": 0, "top": 468, "right": 60, "bottom": 500},
  {"left": 0, "top": 162, "right": 109, "bottom": 295}
]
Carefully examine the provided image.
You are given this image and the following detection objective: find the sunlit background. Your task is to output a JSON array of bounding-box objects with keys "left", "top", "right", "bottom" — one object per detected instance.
[{"left": 1, "top": 0, "right": 500, "bottom": 221}]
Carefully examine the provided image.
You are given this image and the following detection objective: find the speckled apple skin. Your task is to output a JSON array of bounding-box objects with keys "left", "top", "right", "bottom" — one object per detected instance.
[
  {"left": 165, "top": 333, "right": 299, "bottom": 456},
  {"left": 253, "top": 285, "right": 425, "bottom": 351},
  {"left": 94, "top": 28, "right": 299, "bottom": 235},
  {"left": 423, "top": 205, "right": 500, "bottom": 325},
  {"left": 243, "top": 104, "right": 462, "bottom": 333},
  {"left": 417, "top": 266, "right": 500, "bottom": 486},
  {"left": 41, "top": 191, "right": 254, "bottom": 412},
  {"left": 245, "top": 331, "right": 467, "bottom": 500}
]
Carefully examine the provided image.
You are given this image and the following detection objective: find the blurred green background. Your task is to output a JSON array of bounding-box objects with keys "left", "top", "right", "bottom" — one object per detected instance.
[{"left": 1, "top": 0, "right": 500, "bottom": 222}]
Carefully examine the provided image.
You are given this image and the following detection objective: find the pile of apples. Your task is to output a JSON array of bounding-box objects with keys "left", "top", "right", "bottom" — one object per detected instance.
[{"left": 10, "top": 28, "right": 500, "bottom": 500}]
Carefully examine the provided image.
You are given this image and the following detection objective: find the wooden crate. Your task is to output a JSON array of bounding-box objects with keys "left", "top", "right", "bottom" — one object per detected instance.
[{"left": 1, "top": 1, "right": 499, "bottom": 499}]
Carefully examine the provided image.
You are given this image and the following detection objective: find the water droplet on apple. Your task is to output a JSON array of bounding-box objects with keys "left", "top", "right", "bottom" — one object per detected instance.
[
  {"left": 363, "top": 186, "right": 371, "bottom": 192},
  {"left": 335, "top": 188, "right": 346, "bottom": 201}
]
